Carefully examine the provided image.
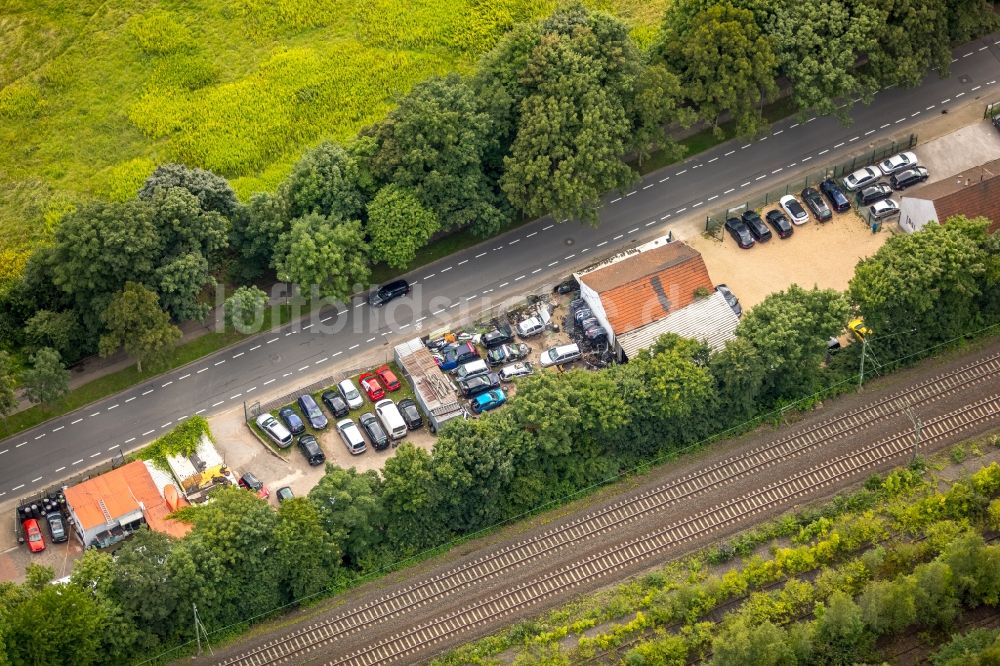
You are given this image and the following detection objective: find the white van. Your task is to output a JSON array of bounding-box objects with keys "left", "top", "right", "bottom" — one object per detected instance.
[
  {"left": 539, "top": 343, "right": 582, "bottom": 368},
  {"left": 374, "top": 399, "right": 407, "bottom": 440},
  {"left": 455, "top": 359, "right": 489, "bottom": 381}
]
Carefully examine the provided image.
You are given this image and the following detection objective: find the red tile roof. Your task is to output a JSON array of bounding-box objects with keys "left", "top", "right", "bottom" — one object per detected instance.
[
  {"left": 908, "top": 158, "right": 1000, "bottom": 232},
  {"left": 580, "top": 242, "right": 714, "bottom": 334}
]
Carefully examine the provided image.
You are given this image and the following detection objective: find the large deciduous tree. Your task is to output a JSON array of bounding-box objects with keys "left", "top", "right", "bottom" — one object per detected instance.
[
  {"left": 139, "top": 163, "right": 239, "bottom": 218},
  {"left": 231, "top": 191, "right": 292, "bottom": 278},
  {"left": 224, "top": 285, "right": 269, "bottom": 332},
  {"left": 0, "top": 350, "right": 17, "bottom": 419},
  {"left": 308, "top": 467, "right": 383, "bottom": 569},
  {"left": 23, "top": 310, "right": 82, "bottom": 361},
  {"left": 274, "top": 214, "right": 370, "bottom": 301},
  {"left": 632, "top": 63, "right": 694, "bottom": 164},
  {"left": 282, "top": 142, "right": 365, "bottom": 221},
  {"left": 99, "top": 282, "right": 181, "bottom": 373},
  {"left": 366, "top": 185, "right": 439, "bottom": 269},
  {"left": 868, "top": 0, "right": 951, "bottom": 88},
  {"left": 273, "top": 498, "right": 340, "bottom": 601},
  {"left": 22, "top": 347, "right": 69, "bottom": 405}
]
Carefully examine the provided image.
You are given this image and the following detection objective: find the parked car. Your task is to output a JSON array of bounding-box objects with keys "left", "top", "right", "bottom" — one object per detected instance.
[
  {"left": 878, "top": 151, "right": 918, "bottom": 175},
  {"left": 338, "top": 378, "right": 364, "bottom": 410},
  {"left": 578, "top": 317, "right": 599, "bottom": 332},
  {"left": 481, "top": 324, "right": 514, "bottom": 349},
  {"left": 456, "top": 359, "right": 490, "bottom": 382},
  {"left": 499, "top": 362, "right": 534, "bottom": 382},
  {"left": 582, "top": 324, "right": 608, "bottom": 344},
  {"left": 358, "top": 372, "right": 385, "bottom": 402},
  {"left": 819, "top": 179, "right": 851, "bottom": 212},
  {"left": 297, "top": 394, "right": 328, "bottom": 430},
  {"left": 297, "top": 434, "right": 326, "bottom": 466},
  {"left": 276, "top": 487, "right": 294, "bottom": 503},
  {"left": 889, "top": 166, "right": 929, "bottom": 190},
  {"left": 573, "top": 307, "right": 594, "bottom": 325},
  {"left": 800, "top": 187, "right": 832, "bottom": 222},
  {"left": 539, "top": 343, "right": 582, "bottom": 368},
  {"left": 842, "top": 166, "right": 882, "bottom": 191},
  {"left": 856, "top": 183, "right": 893, "bottom": 205},
  {"left": 569, "top": 297, "right": 587, "bottom": 312},
  {"left": 45, "top": 511, "right": 68, "bottom": 543},
  {"left": 397, "top": 398, "right": 424, "bottom": 430},
  {"left": 434, "top": 342, "right": 480, "bottom": 371},
  {"left": 779, "top": 195, "right": 809, "bottom": 225},
  {"left": 22, "top": 519, "right": 45, "bottom": 553},
  {"left": 724, "top": 217, "right": 754, "bottom": 249},
  {"left": 277, "top": 406, "right": 305, "bottom": 436},
  {"left": 374, "top": 399, "right": 407, "bottom": 441},
  {"left": 716, "top": 284, "right": 742, "bottom": 318},
  {"left": 359, "top": 412, "right": 389, "bottom": 450},
  {"left": 368, "top": 279, "right": 410, "bottom": 306},
  {"left": 515, "top": 315, "right": 545, "bottom": 338},
  {"left": 764, "top": 210, "right": 793, "bottom": 238},
  {"left": 869, "top": 198, "right": 899, "bottom": 219},
  {"left": 375, "top": 365, "right": 401, "bottom": 392},
  {"left": 458, "top": 372, "right": 501, "bottom": 398},
  {"left": 256, "top": 413, "right": 293, "bottom": 448},
  {"left": 740, "top": 210, "right": 772, "bottom": 242},
  {"left": 487, "top": 343, "right": 530, "bottom": 367},
  {"left": 238, "top": 472, "right": 269, "bottom": 499},
  {"left": 553, "top": 278, "right": 578, "bottom": 294},
  {"left": 321, "top": 391, "right": 350, "bottom": 418},
  {"left": 336, "top": 418, "right": 367, "bottom": 455},
  {"left": 470, "top": 388, "right": 507, "bottom": 414}
]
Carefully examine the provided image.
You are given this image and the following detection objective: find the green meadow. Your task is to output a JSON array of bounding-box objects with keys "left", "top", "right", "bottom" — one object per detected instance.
[{"left": 0, "top": 0, "right": 666, "bottom": 292}]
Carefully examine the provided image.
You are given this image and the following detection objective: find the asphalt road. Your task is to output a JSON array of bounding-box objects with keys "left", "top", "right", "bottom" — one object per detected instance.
[{"left": 1, "top": 33, "right": 998, "bottom": 498}]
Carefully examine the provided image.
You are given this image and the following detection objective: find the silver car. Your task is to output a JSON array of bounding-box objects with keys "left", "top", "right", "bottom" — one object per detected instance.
[
  {"left": 877, "top": 151, "right": 917, "bottom": 175},
  {"left": 256, "top": 413, "right": 293, "bottom": 448},
  {"left": 842, "top": 166, "right": 881, "bottom": 191},
  {"left": 499, "top": 362, "right": 534, "bottom": 382},
  {"left": 868, "top": 198, "right": 899, "bottom": 219}
]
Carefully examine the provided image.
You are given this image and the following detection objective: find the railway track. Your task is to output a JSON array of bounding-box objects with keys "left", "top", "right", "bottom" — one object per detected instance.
[
  {"left": 219, "top": 352, "right": 1000, "bottom": 666},
  {"left": 327, "top": 393, "right": 1000, "bottom": 666}
]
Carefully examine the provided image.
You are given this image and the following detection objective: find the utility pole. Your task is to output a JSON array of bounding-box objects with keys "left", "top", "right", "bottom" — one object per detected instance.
[
  {"left": 905, "top": 404, "right": 922, "bottom": 464},
  {"left": 858, "top": 336, "right": 868, "bottom": 390},
  {"left": 193, "top": 603, "right": 213, "bottom": 656}
]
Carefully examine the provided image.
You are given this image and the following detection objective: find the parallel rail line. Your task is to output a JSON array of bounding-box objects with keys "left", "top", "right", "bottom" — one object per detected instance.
[{"left": 219, "top": 353, "right": 1000, "bottom": 666}]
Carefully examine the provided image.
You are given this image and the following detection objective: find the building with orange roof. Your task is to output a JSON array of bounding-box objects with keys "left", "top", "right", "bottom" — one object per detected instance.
[
  {"left": 575, "top": 235, "right": 739, "bottom": 361},
  {"left": 63, "top": 460, "right": 191, "bottom": 548}
]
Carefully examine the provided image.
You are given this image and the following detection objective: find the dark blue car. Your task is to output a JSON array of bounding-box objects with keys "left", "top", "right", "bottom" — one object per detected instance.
[
  {"left": 434, "top": 342, "right": 480, "bottom": 372},
  {"left": 278, "top": 406, "right": 305, "bottom": 436}
]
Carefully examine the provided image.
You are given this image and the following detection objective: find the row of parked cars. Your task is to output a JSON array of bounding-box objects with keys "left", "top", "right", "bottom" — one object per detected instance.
[{"left": 842, "top": 151, "right": 929, "bottom": 220}]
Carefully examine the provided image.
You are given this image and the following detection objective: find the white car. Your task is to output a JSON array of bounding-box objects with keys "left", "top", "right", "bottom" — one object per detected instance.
[
  {"left": 877, "top": 151, "right": 917, "bottom": 175},
  {"left": 337, "top": 378, "right": 363, "bottom": 410},
  {"left": 516, "top": 316, "right": 545, "bottom": 338},
  {"left": 868, "top": 198, "right": 899, "bottom": 219},
  {"left": 539, "top": 343, "right": 582, "bottom": 368},
  {"left": 256, "top": 413, "right": 292, "bottom": 448},
  {"left": 779, "top": 195, "right": 809, "bottom": 225},
  {"left": 499, "top": 361, "right": 534, "bottom": 382},
  {"left": 336, "top": 418, "right": 366, "bottom": 454},
  {"left": 374, "top": 399, "right": 407, "bottom": 440},
  {"left": 842, "top": 166, "right": 881, "bottom": 191}
]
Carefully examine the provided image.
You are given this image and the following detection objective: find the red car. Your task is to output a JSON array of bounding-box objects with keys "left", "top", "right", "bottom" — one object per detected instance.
[
  {"left": 376, "top": 366, "right": 401, "bottom": 392},
  {"left": 358, "top": 372, "right": 385, "bottom": 401},
  {"left": 23, "top": 519, "right": 45, "bottom": 553}
]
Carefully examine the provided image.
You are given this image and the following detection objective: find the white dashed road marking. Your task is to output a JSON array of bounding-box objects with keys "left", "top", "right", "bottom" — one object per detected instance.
[
  {"left": 548, "top": 260, "right": 559, "bottom": 267},
  {"left": 214, "top": 360, "right": 225, "bottom": 366},
  {"left": 349, "top": 343, "right": 359, "bottom": 350},
  {"left": 755, "top": 175, "right": 767, "bottom": 181},
  {"left": 124, "top": 437, "right": 135, "bottom": 444},
  {"left": 263, "top": 379, "right": 276, "bottom": 386},
  {"left": 525, "top": 232, "right": 537, "bottom": 238},
  {"left": 707, "top": 157, "right": 718, "bottom": 163},
  {"left": 211, "top": 401, "right": 224, "bottom": 408},
  {"left": 834, "top": 142, "right": 845, "bottom": 148},
  {"left": 724, "top": 150, "right": 735, "bottom": 157},
  {"left": 818, "top": 149, "right": 829, "bottom": 155},
  {"left": 125, "top": 397, "right": 135, "bottom": 403},
  {"left": 597, "top": 240, "right": 608, "bottom": 247},
  {"left": 610, "top": 197, "right": 621, "bottom": 203},
  {"left": 659, "top": 177, "right": 669, "bottom": 183},
  {"left": 542, "top": 224, "right": 554, "bottom": 231},
  {"left": 955, "top": 92, "right": 965, "bottom": 98},
  {"left": 707, "top": 195, "right": 718, "bottom": 201},
  {"left": 532, "top": 268, "right": 542, "bottom": 274},
  {"left": 802, "top": 156, "right": 812, "bottom": 162},
  {"left": 142, "top": 430, "right": 155, "bottom": 436},
  {"left": 676, "top": 169, "right": 687, "bottom": 175},
  {"left": 71, "top": 418, "right": 83, "bottom": 424},
  {"left": 972, "top": 85, "right": 981, "bottom": 91},
  {"left": 162, "top": 381, "right": 173, "bottom": 387},
  {"left": 52, "top": 426, "right": 63, "bottom": 432}
]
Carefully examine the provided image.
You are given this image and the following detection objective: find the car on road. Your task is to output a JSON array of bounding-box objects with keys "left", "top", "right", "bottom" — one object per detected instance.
[
  {"left": 801, "top": 187, "right": 832, "bottom": 222},
  {"left": 434, "top": 342, "right": 480, "bottom": 371},
  {"left": 23, "top": 519, "right": 45, "bottom": 553},
  {"left": 487, "top": 343, "right": 530, "bottom": 367},
  {"left": 338, "top": 379, "right": 364, "bottom": 410},
  {"left": 819, "top": 179, "right": 851, "bottom": 213},
  {"left": 740, "top": 210, "right": 772, "bottom": 242},
  {"left": 297, "top": 394, "right": 328, "bottom": 430},
  {"left": 539, "top": 343, "right": 582, "bottom": 368},
  {"left": 889, "top": 166, "right": 929, "bottom": 190},
  {"left": 842, "top": 166, "right": 882, "bottom": 191},
  {"left": 724, "top": 217, "right": 754, "bottom": 249},
  {"left": 481, "top": 324, "right": 514, "bottom": 349},
  {"left": 321, "top": 391, "right": 350, "bottom": 418},
  {"left": 277, "top": 406, "right": 305, "bottom": 436},
  {"left": 375, "top": 365, "right": 401, "bottom": 392},
  {"left": 856, "top": 183, "right": 893, "bottom": 205},
  {"left": 337, "top": 418, "right": 367, "bottom": 454},
  {"left": 499, "top": 361, "right": 534, "bottom": 382},
  {"left": 470, "top": 389, "right": 506, "bottom": 414},
  {"left": 256, "top": 413, "right": 293, "bottom": 448},
  {"left": 764, "top": 210, "right": 793, "bottom": 238},
  {"left": 239, "top": 472, "right": 269, "bottom": 499},
  {"left": 359, "top": 412, "right": 389, "bottom": 450},
  {"left": 46, "top": 511, "right": 68, "bottom": 543},
  {"left": 297, "top": 434, "right": 326, "bottom": 466},
  {"left": 779, "top": 195, "right": 809, "bottom": 225},
  {"left": 276, "top": 487, "right": 294, "bottom": 503},
  {"left": 868, "top": 198, "right": 899, "bottom": 219},
  {"left": 878, "top": 151, "right": 918, "bottom": 175},
  {"left": 458, "top": 372, "right": 501, "bottom": 398},
  {"left": 358, "top": 372, "right": 385, "bottom": 402},
  {"left": 368, "top": 279, "right": 410, "bottom": 307},
  {"left": 397, "top": 398, "right": 423, "bottom": 430},
  {"left": 716, "top": 284, "right": 742, "bottom": 318}
]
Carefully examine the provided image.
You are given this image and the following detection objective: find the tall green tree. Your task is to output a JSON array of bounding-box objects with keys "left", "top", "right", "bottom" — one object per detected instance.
[
  {"left": 632, "top": 64, "right": 694, "bottom": 164},
  {"left": 154, "top": 251, "right": 212, "bottom": 322},
  {"left": 0, "top": 351, "right": 18, "bottom": 419},
  {"left": 282, "top": 142, "right": 365, "bottom": 221},
  {"left": 21, "top": 347, "right": 69, "bottom": 405},
  {"left": 146, "top": 186, "right": 229, "bottom": 260},
  {"left": 366, "top": 185, "right": 440, "bottom": 269},
  {"left": 273, "top": 498, "right": 340, "bottom": 601},
  {"left": 23, "top": 310, "right": 81, "bottom": 360},
  {"left": 107, "top": 529, "right": 181, "bottom": 650},
  {"left": 231, "top": 192, "right": 292, "bottom": 277},
  {"left": 99, "top": 282, "right": 181, "bottom": 373},
  {"left": 810, "top": 590, "right": 871, "bottom": 665},
  {"left": 710, "top": 337, "right": 767, "bottom": 424},
  {"left": 868, "top": 0, "right": 951, "bottom": 88},
  {"left": 711, "top": 619, "right": 796, "bottom": 666},
  {"left": 308, "top": 467, "right": 384, "bottom": 568},
  {"left": 3, "top": 583, "right": 107, "bottom": 666},
  {"left": 224, "top": 285, "right": 269, "bottom": 333},
  {"left": 380, "top": 445, "right": 445, "bottom": 554},
  {"left": 139, "top": 163, "right": 239, "bottom": 218},
  {"left": 274, "top": 214, "right": 370, "bottom": 301}
]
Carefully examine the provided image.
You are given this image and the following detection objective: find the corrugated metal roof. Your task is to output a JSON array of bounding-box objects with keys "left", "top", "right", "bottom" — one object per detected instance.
[
  {"left": 617, "top": 291, "right": 739, "bottom": 359},
  {"left": 395, "top": 337, "right": 462, "bottom": 415}
]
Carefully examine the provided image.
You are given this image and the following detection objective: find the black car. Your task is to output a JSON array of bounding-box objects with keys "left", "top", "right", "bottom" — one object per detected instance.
[
  {"left": 276, "top": 487, "right": 294, "bottom": 503},
  {"left": 889, "top": 166, "right": 929, "bottom": 190},
  {"left": 297, "top": 434, "right": 326, "bottom": 466},
  {"left": 856, "top": 183, "right": 893, "bottom": 205},
  {"left": 277, "top": 406, "right": 305, "bottom": 436},
  {"left": 321, "top": 391, "right": 350, "bottom": 418},
  {"left": 553, "top": 278, "right": 578, "bottom": 294},
  {"left": 716, "top": 284, "right": 742, "bottom": 318},
  {"left": 573, "top": 307, "right": 593, "bottom": 325},
  {"left": 397, "top": 398, "right": 423, "bottom": 430},
  {"left": 740, "top": 210, "right": 772, "bottom": 242},
  {"left": 359, "top": 412, "right": 389, "bottom": 450},
  {"left": 369, "top": 279, "right": 410, "bottom": 307},
  {"left": 297, "top": 394, "right": 328, "bottom": 430},
  {"left": 819, "top": 179, "right": 851, "bottom": 213},
  {"left": 724, "top": 217, "right": 754, "bottom": 249},
  {"left": 582, "top": 323, "right": 607, "bottom": 343},
  {"left": 45, "top": 511, "right": 68, "bottom": 543},
  {"left": 569, "top": 297, "right": 587, "bottom": 312},
  {"left": 458, "top": 372, "right": 501, "bottom": 398},
  {"left": 481, "top": 324, "right": 514, "bottom": 349},
  {"left": 801, "top": 187, "right": 832, "bottom": 222},
  {"left": 764, "top": 210, "right": 793, "bottom": 239}
]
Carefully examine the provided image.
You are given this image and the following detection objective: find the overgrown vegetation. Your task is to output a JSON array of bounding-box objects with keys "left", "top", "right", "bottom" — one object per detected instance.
[{"left": 135, "top": 416, "right": 215, "bottom": 470}]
